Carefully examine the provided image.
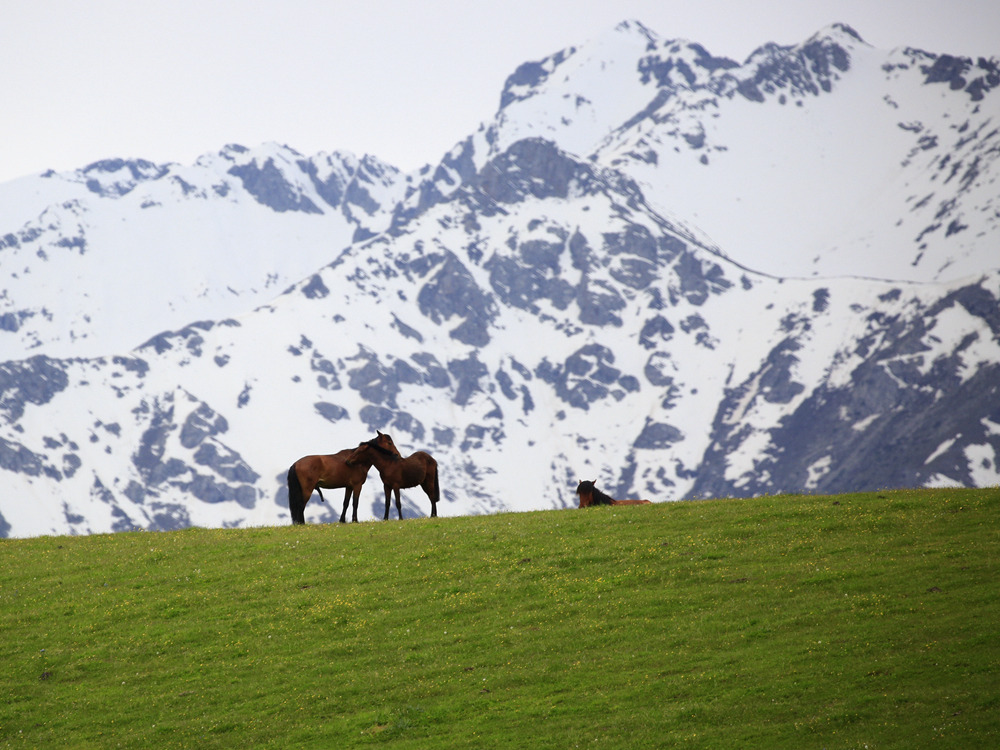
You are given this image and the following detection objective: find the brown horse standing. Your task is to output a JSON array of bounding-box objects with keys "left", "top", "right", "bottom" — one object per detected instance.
[
  {"left": 576, "top": 480, "right": 652, "bottom": 508},
  {"left": 286, "top": 440, "right": 400, "bottom": 525},
  {"left": 347, "top": 431, "right": 440, "bottom": 519}
]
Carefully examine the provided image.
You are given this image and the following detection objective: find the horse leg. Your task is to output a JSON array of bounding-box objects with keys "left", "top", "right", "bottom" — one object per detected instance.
[
  {"left": 422, "top": 475, "right": 438, "bottom": 518},
  {"left": 394, "top": 487, "right": 403, "bottom": 520},
  {"left": 431, "top": 469, "right": 439, "bottom": 517},
  {"left": 383, "top": 484, "right": 392, "bottom": 521},
  {"left": 339, "top": 487, "right": 351, "bottom": 523},
  {"left": 302, "top": 483, "right": 316, "bottom": 510},
  {"left": 298, "top": 481, "right": 319, "bottom": 522}
]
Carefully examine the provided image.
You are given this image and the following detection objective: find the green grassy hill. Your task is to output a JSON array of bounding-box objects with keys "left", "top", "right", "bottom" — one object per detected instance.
[{"left": 2, "top": 488, "right": 997, "bottom": 748}]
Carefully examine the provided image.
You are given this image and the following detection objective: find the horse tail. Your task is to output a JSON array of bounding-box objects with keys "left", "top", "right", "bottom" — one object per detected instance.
[
  {"left": 287, "top": 464, "right": 306, "bottom": 525},
  {"left": 427, "top": 458, "right": 441, "bottom": 517}
]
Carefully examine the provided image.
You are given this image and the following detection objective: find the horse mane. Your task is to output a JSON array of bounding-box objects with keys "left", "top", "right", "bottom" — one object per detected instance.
[
  {"left": 589, "top": 483, "right": 616, "bottom": 506},
  {"left": 364, "top": 437, "right": 400, "bottom": 459}
]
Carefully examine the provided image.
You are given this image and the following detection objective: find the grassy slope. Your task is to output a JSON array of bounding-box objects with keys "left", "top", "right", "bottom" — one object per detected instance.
[{"left": 1, "top": 488, "right": 997, "bottom": 748}]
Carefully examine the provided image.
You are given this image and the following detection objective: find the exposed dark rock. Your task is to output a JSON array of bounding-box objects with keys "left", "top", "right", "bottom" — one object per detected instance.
[
  {"left": 0, "top": 356, "right": 69, "bottom": 423},
  {"left": 499, "top": 48, "right": 575, "bottom": 108},
  {"left": 536, "top": 344, "right": 635, "bottom": 410},
  {"left": 180, "top": 402, "right": 228, "bottom": 449},
  {"left": 302, "top": 274, "right": 330, "bottom": 299},
  {"left": 228, "top": 158, "right": 323, "bottom": 214},
  {"left": 418, "top": 253, "right": 496, "bottom": 346},
  {"left": 448, "top": 354, "right": 489, "bottom": 407},
  {"left": 315, "top": 402, "right": 349, "bottom": 423},
  {"left": 634, "top": 420, "right": 684, "bottom": 449}
]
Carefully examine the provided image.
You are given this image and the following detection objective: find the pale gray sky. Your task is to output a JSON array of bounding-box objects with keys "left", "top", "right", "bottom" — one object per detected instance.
[{"left": 2, "top": 0, "right": 997, "bottom": 183}]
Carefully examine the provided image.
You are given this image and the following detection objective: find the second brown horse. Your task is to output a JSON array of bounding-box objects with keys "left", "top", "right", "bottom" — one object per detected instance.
[
  {"left": 347, "top": 431, "right": 440, "bottom": 519},
  {"left": 576, "top": 480, "right": 652, "bottom": 508}
]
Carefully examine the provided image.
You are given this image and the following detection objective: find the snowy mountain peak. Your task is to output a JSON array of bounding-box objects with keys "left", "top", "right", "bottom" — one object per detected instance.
[
  {"left": 76, "top": 157, "right": 173, "bottom": 198},
  {"left": 732, "top": 24, "right": 859, "bottom": 102},
  {"left": 803, "top": 22, "right": 866, "bottom": 51},
  {"left": 610, "top": 19, "right": 659, "bottom": 48}
]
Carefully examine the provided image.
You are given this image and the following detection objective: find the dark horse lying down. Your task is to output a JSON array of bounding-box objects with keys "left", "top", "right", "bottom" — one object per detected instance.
[
  {"left": 576, "top": 480, "right": 652, "bottom": 508},
  {"left": 286, "top": 439, "right": 400, "bottom": 524},
  {"left": 347, "top": 431, "right": 440, "bottom": 520}
]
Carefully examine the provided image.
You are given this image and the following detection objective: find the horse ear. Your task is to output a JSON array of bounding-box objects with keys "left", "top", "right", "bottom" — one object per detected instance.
[{"left": 377, "top": 430, "right": 383, "bottom": 437}]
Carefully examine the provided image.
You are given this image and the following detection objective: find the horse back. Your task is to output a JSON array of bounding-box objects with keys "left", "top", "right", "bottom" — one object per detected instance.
[
  {"left": 397, "top": 451, "right": 436, "bottom": 485},
  {"left": 296, "top": 451, "right": 366, "bottom": 488}
]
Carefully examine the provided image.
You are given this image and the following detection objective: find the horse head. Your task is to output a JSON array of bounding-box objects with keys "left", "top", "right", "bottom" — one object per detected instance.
[
  {"left": 374, "top": 430, "right": 400, "bottom": 455},
  {"left": 346, "top": 432, "right": 402, "bottom": 466},
  {"left": 576, "top": 479, "right": 597, "bottom": 508}
]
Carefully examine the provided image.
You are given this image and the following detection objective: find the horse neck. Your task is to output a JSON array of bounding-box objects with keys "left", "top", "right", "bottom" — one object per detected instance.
[
  {"left": 367, "top": 443, "right": 401, "bottom": 468},
  {"left": 349, "top": 453, "right": 375, "bottom": 470}
]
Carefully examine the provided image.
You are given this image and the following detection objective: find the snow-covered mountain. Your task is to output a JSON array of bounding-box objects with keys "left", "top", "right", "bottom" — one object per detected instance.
[
  {"left": 2, "top": 21, "right": 998, "bottom": 537},
  {"left": 486, "top": 22, "right": 1000, "bottom": 282},
  {"left": 0, "top": 143, "right": 408, "bottom": 359}
]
